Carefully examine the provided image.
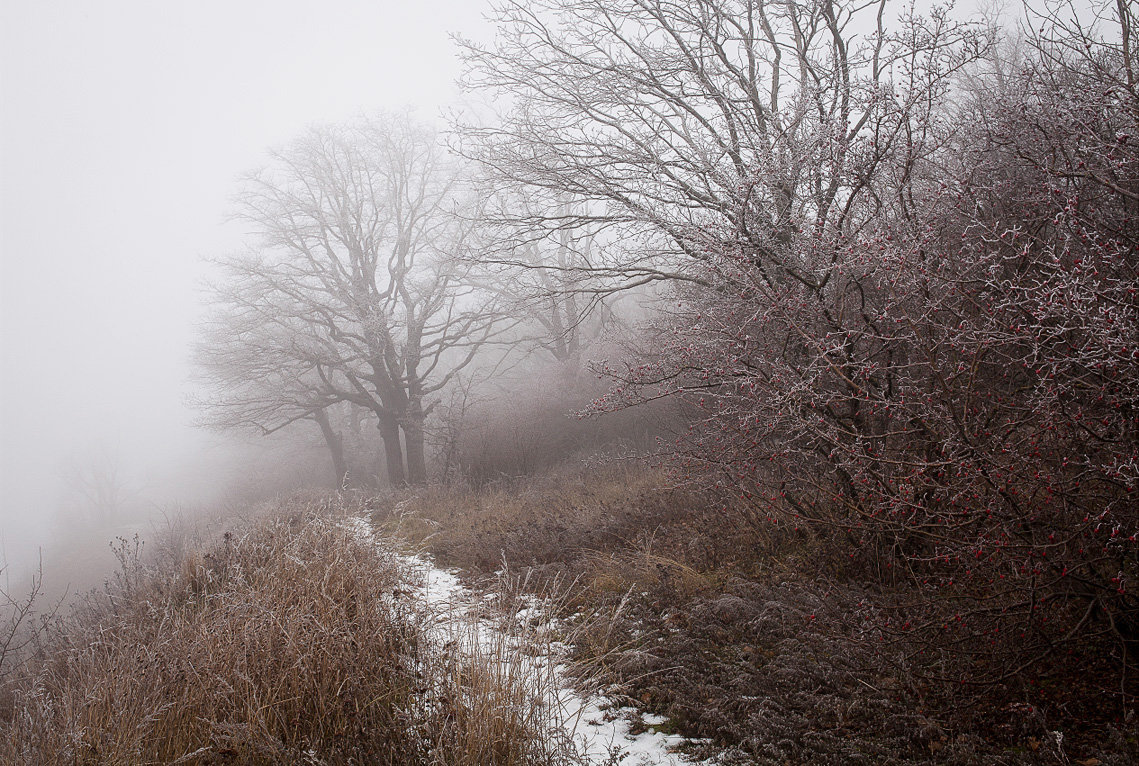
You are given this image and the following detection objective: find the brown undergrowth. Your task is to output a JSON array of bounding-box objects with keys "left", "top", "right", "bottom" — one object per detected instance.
[
  {"left": 374, "top": 464, "right": 1139, "bottom": 765},
  {"left": 0, "top": 496, "right": 578, "bottom": 765},
  {"left": 372, "top": 464, "right": 704, "bottom": 578}
]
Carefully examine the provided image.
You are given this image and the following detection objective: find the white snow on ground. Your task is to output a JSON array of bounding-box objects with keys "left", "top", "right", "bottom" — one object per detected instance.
[{"left": 342, "top": 515, "right": 712, "bottom": 765}]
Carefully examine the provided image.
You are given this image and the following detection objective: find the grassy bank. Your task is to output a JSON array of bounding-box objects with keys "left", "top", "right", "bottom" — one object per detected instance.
[
  {"left": 0, "top": 498, "right": 576, "bottom": 765},
  {"left": 5, "top": 467, "right": 1134, "bottom": 764},
  {"left": 375, "top": 465, "right": 1139, "bottom": 765}
]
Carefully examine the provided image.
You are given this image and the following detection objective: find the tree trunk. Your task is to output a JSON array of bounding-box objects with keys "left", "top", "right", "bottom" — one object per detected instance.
[
  {"left": 402, "top": 337, "right": 429, "bottom": 485},
  {"left": 403, "top": 403, "right": 429, "bottom": 485},
  {"left": 313, "top": 407, "right": 348, "bottom": 488},
  {"left": 377, "top": 413, "right": 407, "bottom": 487},
  {"left": 400, "top": 391, "right": 428, "bottom": 480}
]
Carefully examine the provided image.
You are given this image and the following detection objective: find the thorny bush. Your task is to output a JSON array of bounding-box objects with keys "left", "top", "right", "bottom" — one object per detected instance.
[{"left": 594, "top": 0, "right": 1139, "bottom": 714}]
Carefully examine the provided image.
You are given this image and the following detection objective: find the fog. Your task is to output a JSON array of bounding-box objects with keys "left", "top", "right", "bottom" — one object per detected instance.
[{"left": 0, "top": 0, "right": 491, "bottom": 586}]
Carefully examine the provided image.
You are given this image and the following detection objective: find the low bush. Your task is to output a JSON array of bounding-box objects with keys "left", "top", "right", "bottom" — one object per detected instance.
[{"left": 440, "top": 364, "right": 680, "bottom": 486}]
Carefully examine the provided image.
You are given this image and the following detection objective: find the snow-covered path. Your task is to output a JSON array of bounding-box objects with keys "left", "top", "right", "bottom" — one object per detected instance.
[
  {"left": 344, "top": 516, "right": 710, "bottom": 765},
  {"left": 410, "top": 558, "right": 707, "bottom": 765}
]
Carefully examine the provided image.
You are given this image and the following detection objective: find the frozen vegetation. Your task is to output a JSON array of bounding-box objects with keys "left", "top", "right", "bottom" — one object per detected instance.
[{"left": 2, "top": 0, "right": 1137, "bottom": 761}]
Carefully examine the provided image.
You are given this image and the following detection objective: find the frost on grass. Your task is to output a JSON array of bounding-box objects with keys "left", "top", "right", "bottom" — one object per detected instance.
[
  {"left": 0, "top": 505, "right": 579, "bottom": 764},
  {"left": 346, "top": 515, "right": 713, "bottom": 765}
]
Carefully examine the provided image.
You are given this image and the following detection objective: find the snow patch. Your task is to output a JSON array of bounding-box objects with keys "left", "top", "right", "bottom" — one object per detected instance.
[{"left": 343, "top": 515, "right": 713, "bottom": 765}]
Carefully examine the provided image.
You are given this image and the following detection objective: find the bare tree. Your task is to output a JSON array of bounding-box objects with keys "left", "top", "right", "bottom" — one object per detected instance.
[
  {"left": 200, "top": 113, "right": 502, "bottom": 486},
  {"left": 61, "top": 449, "right": 134, "bottom": 526},
  {"left": 456, "top": 0, "right": 987, "bottom": 293},
  {"left": 0, "top": 559, "right": 58, "bottom": 697},
  {"left": 466, "top": 190, "right": 619, "bottom": 368},
  {"left": 456, "top": 0, "right": 989, "bottom": 505},
  {"left": 459, "top": 0, "right": 1139, "bottom": 703}
]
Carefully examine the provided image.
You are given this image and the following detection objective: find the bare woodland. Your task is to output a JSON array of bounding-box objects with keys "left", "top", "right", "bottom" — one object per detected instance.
[{"left": 183, "top": 0, "right": 1139, "bottom": 757}]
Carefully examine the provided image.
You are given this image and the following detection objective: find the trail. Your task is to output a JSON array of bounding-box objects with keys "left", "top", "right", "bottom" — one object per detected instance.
[{"left": 344, "top": 516, "right": 711, "bottom": 765}]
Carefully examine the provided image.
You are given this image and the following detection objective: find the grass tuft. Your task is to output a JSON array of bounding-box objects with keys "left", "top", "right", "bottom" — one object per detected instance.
[{"left": 0, "top": 497, "right": 579, "bottom": 765}]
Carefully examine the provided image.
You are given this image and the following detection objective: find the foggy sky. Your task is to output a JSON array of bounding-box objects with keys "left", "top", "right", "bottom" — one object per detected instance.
[{"left": 0, "top": 0, "right": 491, "bottom": 577}]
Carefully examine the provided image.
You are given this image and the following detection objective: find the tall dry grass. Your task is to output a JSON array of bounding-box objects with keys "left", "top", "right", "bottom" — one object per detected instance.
[
  {"left": 373, "top": 463, "right": 700, "bottom": 577},
  {"left": 0, "top": 498, "right": 580, "bottom": 765}
]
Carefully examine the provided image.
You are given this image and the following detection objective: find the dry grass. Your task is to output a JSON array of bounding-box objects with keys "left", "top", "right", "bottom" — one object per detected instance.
[
  {"left": 0, "top": 497, "right": 580, "bottom": 765},
  {"left": 372, "top": 463, "right": 703, "bottom": 577},
  {"left": 370, "top": 461, "right": 1139, "bottom": 764}
]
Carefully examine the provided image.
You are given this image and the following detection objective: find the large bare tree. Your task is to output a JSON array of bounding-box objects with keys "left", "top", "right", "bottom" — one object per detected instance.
[
  {"left": 199, "top": 113, "right": 501, "bottom": 486},
  {"left": 457, "top": 0, "right": 986, "bottom": 292},
  {"left": 461, "top": 0, "right": 1139, "bottom": 704}
]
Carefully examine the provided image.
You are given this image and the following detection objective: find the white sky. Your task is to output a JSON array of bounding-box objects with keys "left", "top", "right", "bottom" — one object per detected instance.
[{"left": 0, "top": 0, "right": 492, "bottom": 574}]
